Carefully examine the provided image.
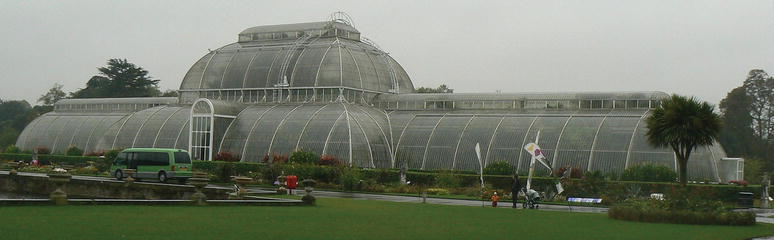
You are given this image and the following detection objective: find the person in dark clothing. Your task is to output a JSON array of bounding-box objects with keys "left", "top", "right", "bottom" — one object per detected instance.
[{"left": 512, "top": 173, "right": 521, "bottom": 208}]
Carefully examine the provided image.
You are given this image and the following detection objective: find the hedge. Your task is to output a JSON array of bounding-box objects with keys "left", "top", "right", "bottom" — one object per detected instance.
[{"left": 608, "top": 206, "right": 756, "bottom": 226}]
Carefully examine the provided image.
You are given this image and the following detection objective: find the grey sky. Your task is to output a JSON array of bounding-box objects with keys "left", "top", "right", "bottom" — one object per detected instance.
[{"left": 0, "top": 0, "right": 772, "bottom": 105}]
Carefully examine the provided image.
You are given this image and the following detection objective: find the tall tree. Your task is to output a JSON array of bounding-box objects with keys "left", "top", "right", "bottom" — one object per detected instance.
[
  {"left": 37, "top": 83, "right": 66, "bottom": 106},
  {"left": 718, "top": 86, "right": 754, "bottom": 158},
  {"left": 645, "top": 95, "right": 721, "bottom": 186},
  {"left": 743, "top": 70, "right": 774, "bottom": 142},
  {"left": 70, "top": 59, "right": 160, "bottom": 98}
]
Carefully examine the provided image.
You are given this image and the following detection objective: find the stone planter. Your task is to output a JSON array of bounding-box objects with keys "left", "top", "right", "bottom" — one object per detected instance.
[
  {"left": 301, "top": 179, "right": 316, "bottom": 205},
  {"left": 47, "top": 173, "right": 71, "bottom": 205},
  {"left": 229, "top": 177, "right": 252, "bottom": 199},
  {"left": 188, "top": 174, "right": 210, "bottom": 206}
]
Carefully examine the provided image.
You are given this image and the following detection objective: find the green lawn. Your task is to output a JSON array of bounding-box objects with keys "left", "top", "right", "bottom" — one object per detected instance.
[{"left": 0, "top": 198, "right": 772, "bottom": 240}]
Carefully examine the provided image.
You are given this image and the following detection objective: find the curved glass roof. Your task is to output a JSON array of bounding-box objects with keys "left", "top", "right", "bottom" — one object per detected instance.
[{"left": 179, "top": 22, "right": 414, "bottom": 99}]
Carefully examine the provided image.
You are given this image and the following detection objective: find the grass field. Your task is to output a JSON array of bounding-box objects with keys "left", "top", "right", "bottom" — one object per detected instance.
[{"left": 0, "top": 197, "right": 772, "bottom": 240}]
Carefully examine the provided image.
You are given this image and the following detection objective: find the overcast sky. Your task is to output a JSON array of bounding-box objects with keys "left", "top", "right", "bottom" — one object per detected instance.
[{"left": 0, "top": 0, "right": 772, "bottom": 105}]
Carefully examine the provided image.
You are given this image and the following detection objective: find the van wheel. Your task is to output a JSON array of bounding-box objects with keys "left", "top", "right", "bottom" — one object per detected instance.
[
  {"left": 158, "top": 171, "right": 168, "bottom": 183},
  {"left": 115, "top": 170, "right": 124, "bottom": 181}
]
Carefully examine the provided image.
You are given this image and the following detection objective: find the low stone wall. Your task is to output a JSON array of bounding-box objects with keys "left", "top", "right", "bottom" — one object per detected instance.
[{"left": 0, "top": 172, "right": 231, "bottom": 200}]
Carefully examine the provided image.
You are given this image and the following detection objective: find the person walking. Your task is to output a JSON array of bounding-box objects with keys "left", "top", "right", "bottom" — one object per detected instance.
[
  {"left": 512, "top": 173, "right": 521, "bottom": 208},
  {"left": 491, "top": 192, "right": 500, "bottom": 207}
]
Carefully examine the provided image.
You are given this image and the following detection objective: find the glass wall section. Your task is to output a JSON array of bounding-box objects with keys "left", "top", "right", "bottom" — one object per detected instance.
[
  {"left": 588, "top": 117, "right": 639, "bottom": 174},
  {"left": 175, "top": 121, "right": 190, "bottom": 150},
  {"left": 349, "top": 107, "right": 391, "bottom": 168},
  {"left": 219, "top": 105, "right": 274, "bottom": 156},
  {"left": 180, "top": 52, "right": 215, "bottom": 90},
  {"left": 112, "top": 107, "right": 166, "bottom": 149},
  {"left": 268, "top": 105, "right": 326, "bottom": 155},
  {"left": 454, "top": 116, "right": 501, "bottom": 171},
  {"left": 49, "top": 117, "right": 83, "bottom": 153},
  {"left": 221, "top": 49, "right": 258, "bottom": 89},
  {"left": 323, "top": 112, "right": 351, "bottom": 165},
  {"left": 243, "top": 49, "right": 280, "bottom": 88},
  {"left": 348, "top": 113, "right": 373, "bottom": 168},
  {"left": 628, "top": 118, "right": 675, "bottom": 171},
  {"left": 241, "top": 105, "right": 299, "bottom": 162},
  {"left": 131, "top": 107, "right": 179, "bottom": 148},
  {"left": 290, "top": 44, "right": 326, "bottom": 87},
  {"left": 385, "top": 111, "right": 413, "bottom": 151},
  {"left": 316, "top": 44, "right": 342, "bottom": 87},
  {"left": 68, "top": 116, "right": 106, "bottom": 152},
  {"left": 395, "top": 115, "right": 443, "bottom": 169},
  {"left": 340, "top": 46, "right": 362, "bottom": 90},
  {"left": 423, "top": 115, "right": 472, "bottom": 170},
  {"left": 297, "top": 104, "right": 345, "bottom": 159},
  {"left": 488, "top": 117, "right": 536, "bottom": 172},
  {"left": 517, "top": 116, "right": 569, "bottom": 175},
  {"left": 553, "top": 116, "right": 604, "bottom": 170},
  {"left": 152, "top": 108, "right": 190, "bottom": 149},
  {"left": 201, "top": 51, "right": 237, "bottom": 90},
  {"left": 349, "top": 45, "right": 379, "bottom": 91}
]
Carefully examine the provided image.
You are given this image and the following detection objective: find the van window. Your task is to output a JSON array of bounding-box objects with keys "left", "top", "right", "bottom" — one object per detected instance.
[
  {"left": 174, "top": 152, "right": 191, "bottom": 164},
  {"left": 136, "top": 152, "right": 169, "bottom": 166},
  {"left": 115, "top": 152, "right": 128, "bottom": 165}
]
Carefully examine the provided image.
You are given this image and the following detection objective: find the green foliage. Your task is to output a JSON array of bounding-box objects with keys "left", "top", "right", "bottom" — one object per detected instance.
[
  {"left": 339, "top": 167, "right": 363, "bottom": 191},
  {"left": 435, "top": 171, "right": 463, "bottom": 188},
  {"left": 70, "top": 59, "right": 160, "bottom": 98},
  {"left": 105, "top": 149, "right": 122, "bottom": 162},
  {"left": 289, "top": 150, "right": 318, "bottom": 165},
  {"left": 415, "top": 84, "right": 453, "bottom": 93},
  {"left": 65, "top": 146, "right": 84, "bottom": 156},
  {"left": 646, "top": 94, "right": 721, "bottom": 185},
  {"left": 37, "top": 83, "right": 67, "bottom": 106},
  {"left": 483, "top": 161, "right": 514, "bottom": 175},
  {"left": 4, "top": 145, "right": 20, "bottom": 153},
  {"left": 743, "top": 158, "right": 764, "bottom": 184},
  {"left": 609, "top": 190, "right": 755, "bottom": 226},
  {"left": 34, "top": 146, "right": 50, "bottom": 155},
  {"left": 621, "top": 164, "right": 677, "bottom": 182}
]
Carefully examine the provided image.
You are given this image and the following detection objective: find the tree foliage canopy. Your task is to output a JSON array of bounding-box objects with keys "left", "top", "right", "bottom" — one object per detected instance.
[
  {"left": 645, "top": 94, "right": 721, "bottom": 185},
  {"left": 71, "top": 59, "right": 160, "bottom": 98},
  {"left": 37, "top": 83, "right": 66, "bottom": 106},
  {"left": 718, "top": 69, "right": 773, "bottom": 174},
  {"left": 415, "top": 84, "right": 453, "bottom": 93}
]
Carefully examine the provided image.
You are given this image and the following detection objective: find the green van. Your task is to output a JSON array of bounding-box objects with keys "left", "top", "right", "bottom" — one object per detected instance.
[{"left": 110, "top": 148, "right": 193, "bottom": 183}]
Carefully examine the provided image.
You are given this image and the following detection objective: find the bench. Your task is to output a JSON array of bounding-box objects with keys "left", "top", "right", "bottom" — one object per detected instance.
[{"left": 566, "top": 197, "right": 602, "bottom": 211}]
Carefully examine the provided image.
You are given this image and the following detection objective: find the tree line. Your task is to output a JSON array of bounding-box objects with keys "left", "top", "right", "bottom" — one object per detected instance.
[{"left": 0, "top": 59, "right": 175, "bottom": 150}]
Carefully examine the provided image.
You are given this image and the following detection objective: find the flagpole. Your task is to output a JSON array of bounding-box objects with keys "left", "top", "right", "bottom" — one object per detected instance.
[{"left": 526, "top": 130, "right": 540, "bottom": 191}]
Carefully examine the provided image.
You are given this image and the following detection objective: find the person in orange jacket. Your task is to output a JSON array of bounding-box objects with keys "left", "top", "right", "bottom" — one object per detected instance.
[{"left": 491, "top": 192, "right": 500, "bottom": 207}]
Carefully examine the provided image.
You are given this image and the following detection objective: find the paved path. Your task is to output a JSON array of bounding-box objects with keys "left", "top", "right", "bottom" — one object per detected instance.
[{"left": 250, "top": 186, "right": 609, "bottom": 213}]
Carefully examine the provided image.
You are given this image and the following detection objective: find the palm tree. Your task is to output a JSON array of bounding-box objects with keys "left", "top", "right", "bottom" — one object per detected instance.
[{"left": 645, "top": 94, "right": 721, "bottom": 186}]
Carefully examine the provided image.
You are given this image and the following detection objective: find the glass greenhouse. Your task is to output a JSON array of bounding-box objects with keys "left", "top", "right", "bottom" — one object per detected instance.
[{"left": 16, "top": 19, "right": 741, "bottom": 182}]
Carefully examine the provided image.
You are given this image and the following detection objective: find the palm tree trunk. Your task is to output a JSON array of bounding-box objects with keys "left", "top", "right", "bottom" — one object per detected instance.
[{"left": 678, "top": 157, "right": 688, "bottom": 186}]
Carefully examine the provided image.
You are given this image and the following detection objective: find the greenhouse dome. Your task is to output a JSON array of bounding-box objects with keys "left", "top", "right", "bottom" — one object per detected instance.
[{"left": 15, "top": 18, "right": 742, "bottom": 182}]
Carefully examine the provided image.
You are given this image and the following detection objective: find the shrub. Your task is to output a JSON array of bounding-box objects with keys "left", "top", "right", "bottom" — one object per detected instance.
[
  {"left": 34, "top": 146, "right": 51, "bottom": 155},
  {"left": 340, "top": 167, "right": 363, "bottom": 191},
  {"left": 426, "top": 188, "right": 450, "bottom": 195},
  {"left": 483, "top": 161, "right": 513, "bottom": 175},
  {"left": 289, "top": 150, "right": 318, "bottom": 165},
  {"left": 608, "top": 200, "right": 755, "bottom": 226},
  {"left": 554, "top": 166, "right": 584, "bottom": 179},
  {"left": 65, "top": 146, "right": 84, "bottom": 156},
  {"left": 105, "top": 149, "right": 122, "bottom": 162},
  {"left": 85, "top": 150, "right": 106, "bottom": 157},
  {"left": 319, "top": 154, "right": 342, "bottom": 166},
  {"left": 4, "top": 145, "right": 20, "bottom": 154},
  {"left": 436, "top": 171, "right": 463, "bottom": 188},
  {"left": 621, "top": 163, "right": 676, "bottom": 182},
  {"left": 729, "top": 180, "right": 749, "bottom": 187},
  {"left": 214, "top": 152, "right": 240, "bottom": 162},
  {"left": 272, "top": 154, "right": 288, "bottom": 164}
]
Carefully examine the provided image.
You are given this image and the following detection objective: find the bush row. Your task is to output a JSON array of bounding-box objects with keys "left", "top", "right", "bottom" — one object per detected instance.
[{"left": 608, "top": 206, "right": 755, "bottom": 225}]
